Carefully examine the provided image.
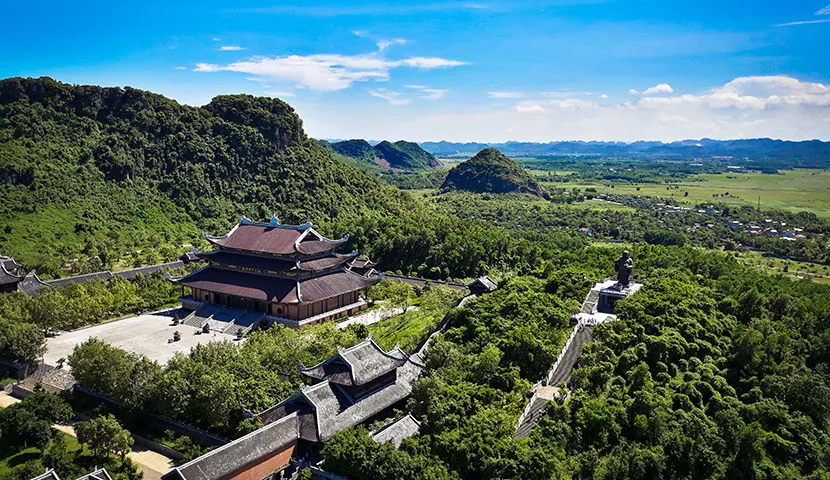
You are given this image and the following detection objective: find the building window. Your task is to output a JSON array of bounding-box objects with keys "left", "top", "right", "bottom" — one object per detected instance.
[{"left": 277, "top": 307, "right": 283, "bottom": 315}]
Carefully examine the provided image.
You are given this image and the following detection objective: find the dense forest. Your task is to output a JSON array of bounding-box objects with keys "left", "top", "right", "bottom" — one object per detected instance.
[
  {"left": 0, "top": 77, "right": 415, "bottom": 271},
  {"left": 320, "top": 138, "right": 441, "bottom": 170},
  {"left": 442, "top": 148, "right": 546, "bottom": 196},
  {"left": 322, "top": 245, "right": 830, "bottom": 479}
]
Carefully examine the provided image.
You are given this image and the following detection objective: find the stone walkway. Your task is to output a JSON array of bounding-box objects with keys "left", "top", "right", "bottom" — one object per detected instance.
[
  {"left": 44, "top": 309, "right": 236, "bottom": 366},
  {"left": 0, "top": 392, "right": 174, "bottom": 480}
]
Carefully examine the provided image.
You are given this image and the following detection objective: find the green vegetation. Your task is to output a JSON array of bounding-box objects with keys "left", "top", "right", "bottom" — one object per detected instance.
[
  {"left": 0, "top": 77, "right": 415, "bottom": 271},
  {"left": 324, "top": 245, "right": 830, "bottom": 479},
  {"left": 75, "top": 414, "right": 133, "bottom": 461},
  {"left": 0, "top": 392, "right": 141, "bottom": 480},
  {"left": 67, "top": 322, "right": 370, "bottom": 435},
  {"left": 442, "top": 148, "right": 546, "bottom": 196},
  {"left": 544, "top": 169, "right": 830, "bottom": 219},
  {"left": 0, "top": 271, "right": 183, "bottom": 363},
  {"left": 322, "top": 138, "right": 441, "bottom": 170},
  {"left": 369, "top": 285, "right": 461, "bottom": 352}
]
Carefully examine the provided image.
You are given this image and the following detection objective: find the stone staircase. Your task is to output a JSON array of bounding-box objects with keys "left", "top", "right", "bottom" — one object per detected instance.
[
  {"left": 183, "top": 304, "right": 263, "bottom": 335},
  {"left": 514, "top": 325, "right": 593, "bottom": 438},
  {"left": 515, "top": 394, "right": 550, "bottom": 438},
  {"left": 580, "top": 289, "right": 600, "bottom": 314},
  {"left": 547, "top": 326, "right": 592, "bottom": 387}
]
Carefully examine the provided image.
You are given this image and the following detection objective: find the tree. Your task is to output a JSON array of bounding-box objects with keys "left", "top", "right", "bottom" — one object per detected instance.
[
  {"left": 0, "top": 405, "right": 52, "bottom": 449},
  {"left": 0, "top": 321, "right": 46, "bottom": 362},
  {"left": 76, "top": 414, "right": 134, "bottom": 460},
  {"left": 18, "top": 391, "right": 73, "bottom": 424}
]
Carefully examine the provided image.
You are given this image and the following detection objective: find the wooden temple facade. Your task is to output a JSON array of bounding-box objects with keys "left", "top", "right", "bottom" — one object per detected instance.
[{"left": 170, "top": 216, "right": 381, "bottom": 327}]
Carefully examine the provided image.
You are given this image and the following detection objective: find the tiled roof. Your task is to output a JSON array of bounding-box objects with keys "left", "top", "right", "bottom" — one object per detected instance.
[
  {"left": 75, "top": 469, "right": 113, "bottom": 480},
  {"left": 203, "top": 216, "right": 348, "bottom": 256},
  {"left": 196, "top": 250, "right": 355, "bottom": 274},
  {"left": 0, "top": 264, "right": 21, "bottom": 285},
  {"left": 372, "top": 414, "right": 421, "bottom": 448},
  {"left": 17, "top": 271, "right": 48, "bottom": 296},
  {"left": 28, "top": 470, "right": 61, "bottom": 480},
  {"left": 45, "top": 271, "right": 113, "bottom": 289},
  {"left": 162, "top": 413, "right": 299, "bottom": 480},
  {"left": 348, "top": 258, "right": 376, "bottom": 269},
  {"left": 296, "top": 238, "right": 348, "bottom": 255},
  {"left": 113, "top": 261, "right": 184, "bottom": 280},
  {"left": 299, "top": 338, "right": 407, "bottom": 386},
  {"left": 172, "top": 267, "right": 380, "bottom": 304},
  {"left": 0, "top": 256, "right": 20, "bottom": 271},
  {"left": 468, "top": 276, "right": 497, "bottom": 293},
  {"left": 300, "top": 358, "right": 423, "bottom": 441}
]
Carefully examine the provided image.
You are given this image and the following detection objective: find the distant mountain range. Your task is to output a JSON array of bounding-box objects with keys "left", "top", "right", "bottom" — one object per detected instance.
[
  {"left": 419, "top": 139, "right": 830, "bottom": 167},
  {"left": 319, "top": 139, "right": 442, "bottom": 170}
]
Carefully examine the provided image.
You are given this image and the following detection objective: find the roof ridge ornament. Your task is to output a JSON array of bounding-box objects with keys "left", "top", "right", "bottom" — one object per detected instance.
[{"left": 269, "top": 214, "right": 280, "bottom": 226}]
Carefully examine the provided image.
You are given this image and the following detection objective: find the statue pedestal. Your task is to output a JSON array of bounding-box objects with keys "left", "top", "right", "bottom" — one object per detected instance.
[
  {"left": 597, "top": 282, "right": 642, "bottom": 314},
  {"left": 575, "top": 279, "right": 642, "bottom": 324}
]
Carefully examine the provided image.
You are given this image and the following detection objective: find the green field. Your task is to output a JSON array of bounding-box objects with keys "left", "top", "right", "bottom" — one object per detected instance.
[
  {"left": 542, "top": 169, "right": 830, "bottom": 218},
  {"left": 735, "top": 250, "right": 830, "bottom": 284}
]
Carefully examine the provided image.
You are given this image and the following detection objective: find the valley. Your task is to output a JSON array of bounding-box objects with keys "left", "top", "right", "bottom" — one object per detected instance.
[{"left": 0, "top": 79, "right": 828, "bottom": 480}]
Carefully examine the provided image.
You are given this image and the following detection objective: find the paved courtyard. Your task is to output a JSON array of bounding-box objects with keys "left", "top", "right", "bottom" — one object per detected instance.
[{"left": 44, "top": 308, "right": 238, "bottom": 366}]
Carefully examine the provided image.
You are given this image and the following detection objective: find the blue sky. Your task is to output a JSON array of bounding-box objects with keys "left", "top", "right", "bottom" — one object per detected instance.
[{"left": 2, "top": 1, "right": 829, "bottom": 141}]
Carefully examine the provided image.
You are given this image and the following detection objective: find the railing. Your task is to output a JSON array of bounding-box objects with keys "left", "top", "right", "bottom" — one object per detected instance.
[{"left": 516, "top": 314, "right": 619, "bottom": 433}]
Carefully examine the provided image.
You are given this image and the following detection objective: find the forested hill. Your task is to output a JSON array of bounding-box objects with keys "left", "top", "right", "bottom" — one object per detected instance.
[
  {"left": 322, "top": 138, "right": 442, "bottom": 170},
  {"left": 0, "top": 77, "right": 415, "bottom": 270},
  {"left": 442, "top": 148, "right": 545, "bottom": 196}
]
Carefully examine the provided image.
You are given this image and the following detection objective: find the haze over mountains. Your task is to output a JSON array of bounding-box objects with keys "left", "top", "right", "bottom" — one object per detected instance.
[{"left": 419, "top": 139, "right": 830, "bottom": 166}]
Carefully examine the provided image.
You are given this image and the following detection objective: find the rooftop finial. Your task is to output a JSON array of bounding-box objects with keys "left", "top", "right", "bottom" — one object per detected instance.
[{"left": 270, "top": 214, "right": 280, "bottom": 226}]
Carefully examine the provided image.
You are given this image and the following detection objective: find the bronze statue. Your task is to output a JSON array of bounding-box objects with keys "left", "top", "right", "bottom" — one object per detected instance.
[{"left": 614, "top": 250, "right": 634, "bottom": 287}]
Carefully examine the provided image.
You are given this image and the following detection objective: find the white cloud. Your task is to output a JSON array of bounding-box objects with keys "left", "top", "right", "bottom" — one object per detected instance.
[
  {"left": 420, "top": 88, "right": 448, "bottom": 100},
  {"left": 600, "top": 94, "right": 609, "bottom": 99},
  {"left": 548, "top": 98, "right": 595, "bottom": 110},
  {"left": 212, "top": 37, "right": 221, "bottom": 41},
  {"left": 515, "top": 104, "right": 545, "bottom": 113},
  {"left": 638, "top": 76, "right": 830, "bottom": 109},
  {"left": 488, "top": 91, "right": 524, "bottom": 98},
  {"left": 816, "top": 5, "right": 830, "bottom": 14},
  {"left": 219, "top": 45, "right": 244, "bottom": 51},
  {"left": 377, "top": 38, "right": 406, "bottom": 51},
  {"left": 369, "top": 88, "right": 410, "bottom": 106},
  {"left": 173, "top": 66, "right": 187, "bottom": 70},
  {"left": 774, "top": 18, "right": 830, "bottom": 27},
  {"left": 405, "top": 85, "right": 448, "bottom": 100},
  {"left": 629, "top": 88, "right": 639, "bottom": 95},
  {"left": 643, "top": 83, "right": 674, "bottom": 94},
  {"left": 195, "top": 52, "right": 466, "bottom": 92}
]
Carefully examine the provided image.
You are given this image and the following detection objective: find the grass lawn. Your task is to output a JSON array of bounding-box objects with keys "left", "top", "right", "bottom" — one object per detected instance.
[
  {"left": 0, "top": 429, "right": 82, "bottom": 475},
  {"left": 369, "top": 308, "right": 446, "bottom": 352},
  {"left": 541, "top": 169, "right": 830, "bottom": 218}
]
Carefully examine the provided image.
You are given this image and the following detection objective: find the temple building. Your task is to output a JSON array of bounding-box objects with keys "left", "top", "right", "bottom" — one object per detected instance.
[
  {"left": 0, "top": 256, "right": 49, "bottom": 296},
  {"left": 162, "top": 336, "right": 424, "bottom": 480},
  {"left": 169, "top": 216, "right": 382, "bottom": 329}
]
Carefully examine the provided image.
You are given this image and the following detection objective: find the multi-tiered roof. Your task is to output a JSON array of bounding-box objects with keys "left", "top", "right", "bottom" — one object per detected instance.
[
  {"left": 162, "top": 337, "right": 425, "bottom": 480},
  {"left": 171, "top": 216, "right": 381, "bottom": 308}
]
